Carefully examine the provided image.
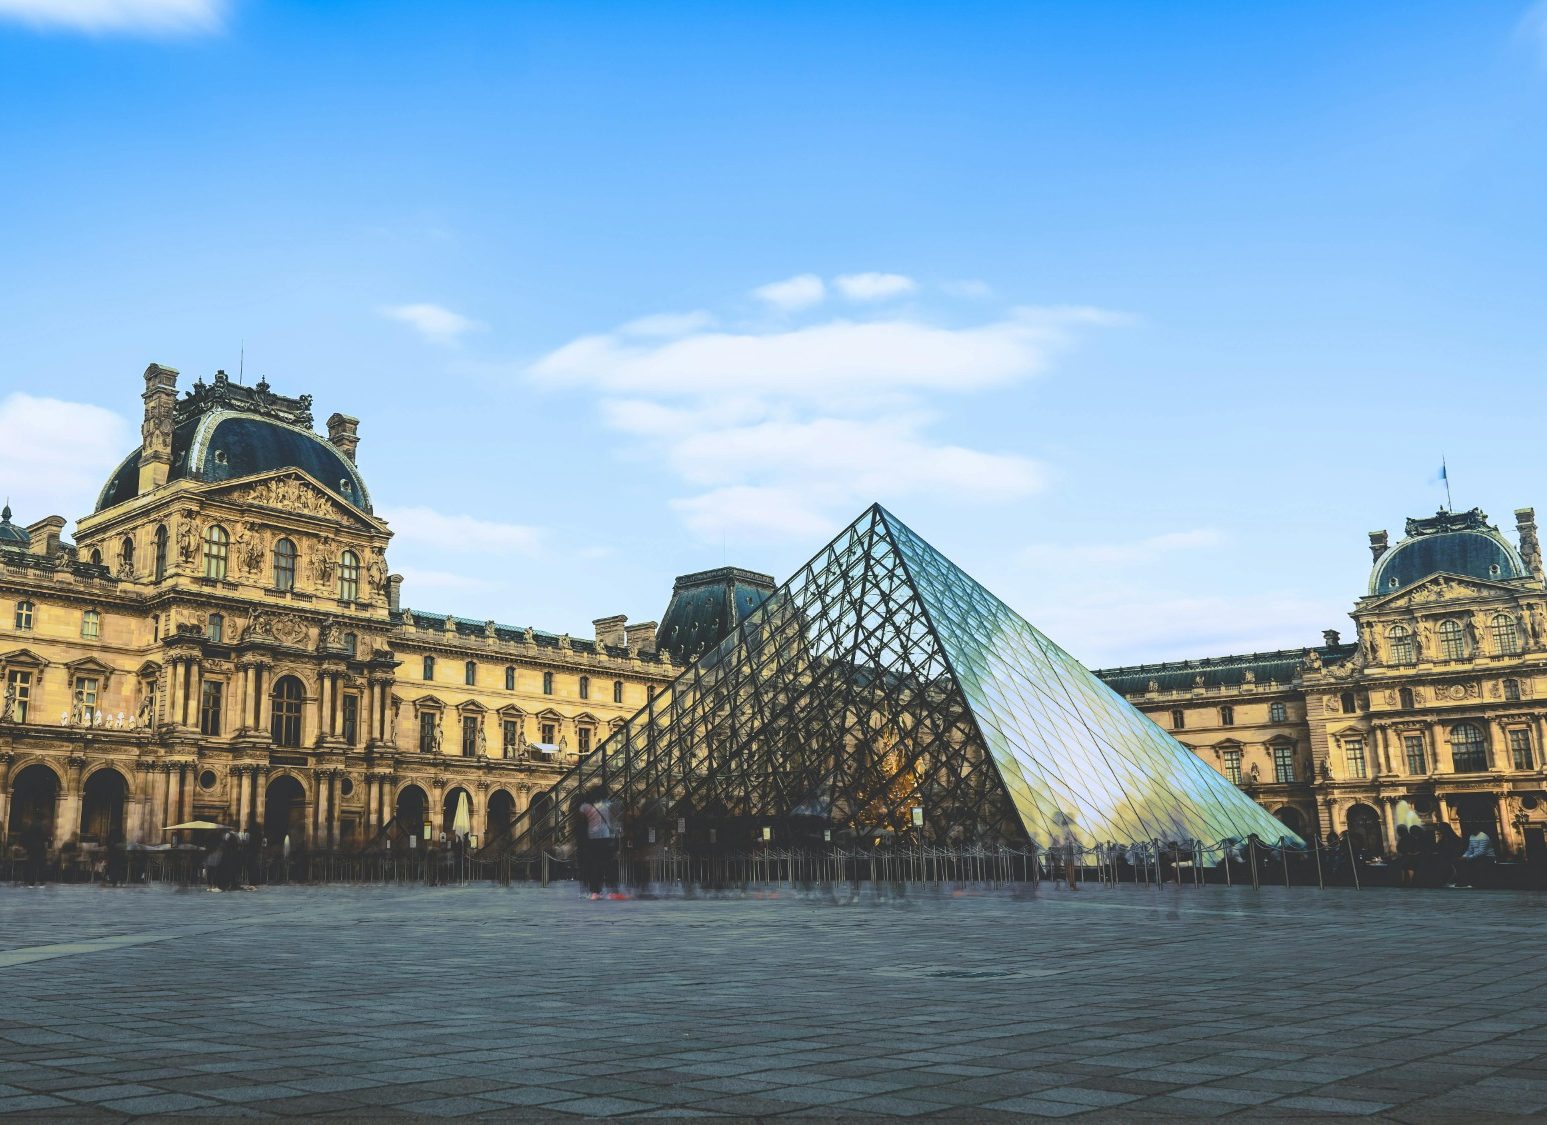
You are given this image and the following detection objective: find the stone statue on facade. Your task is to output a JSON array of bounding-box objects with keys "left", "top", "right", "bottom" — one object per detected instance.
[
  {"left": 0, "top": 681, "right": 15, "bottom": 723},
  {"left": 431, "top": 719, "right": 443, "bottom": 754},
  {"left": 137, "top": 688, "right": 156, "bottom": 727},
  {"left": 177, "top": 515, "right": 197, "bottom": 562},
  {"left": 1303, "top": 649, "right": 1322, "bottom": 671},
  {"left": 476, "top": 726, "right": 488, "bottom": 757}
]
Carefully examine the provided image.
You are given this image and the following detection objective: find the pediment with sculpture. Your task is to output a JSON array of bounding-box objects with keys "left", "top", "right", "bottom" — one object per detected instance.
[
  {"left": 202, "top": 469, "right": 387, "bottom": 533},
  {"left": 1366, "top": 573, "right": 1523, "bottom": 612}
]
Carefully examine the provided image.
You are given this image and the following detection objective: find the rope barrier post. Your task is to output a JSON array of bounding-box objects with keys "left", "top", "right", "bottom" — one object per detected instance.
[
  {"left": 1248, "top": 838, "right": 1260, "bottom": 891},
  {"left": 1223, "top": 843, "right": 1231, "bottom": 886},
  {"left": 1347, "top": 834, "right": 1360, "bottom": 890},
  {"left": 1313, "top": 837, "right": 1324, "bottom": 889},
  {"left": 1280, "top": 840, "right": 1290, "bottom": 888}
]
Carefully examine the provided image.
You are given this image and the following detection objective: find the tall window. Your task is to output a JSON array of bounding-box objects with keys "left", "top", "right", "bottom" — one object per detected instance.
[
  {"left": 1388, "top": 625, "right": 1416, "bottom": 664},
  {"left": 579, "top": 675, "right": 590, "bottom": 701},
  {"left": 5, "top": 669, "right": 32, "bottom": 722},
  {"left": 1504, "top": 678, "right": 1522, "bottom": 702},
  {"left": 504, "top": 666, "right": 515, "bottom": 691},
  {"left": 153, "top": 525, "right": 168, "bottom": 581},
  {"left": 273, "top": 538, "right": 297, "bottom": 591},
  {"left": 613, "top": 680, "right": 624, "bottom": 704},
  {"left": 502, "top": 719, "right": 518, "bottom": 756},
  {"left": 203, "top": 525, "right": 229, "bottom": 580},
  {"left": 1269, "top": 701, "right": 1286, "bottom": 723},
  {"left": 341, "top": 693, "right": 359, "bottom": 746},
  {"left": 1510, "top": 728, "right": 1535, "bottom": 770},
  {"left": 1343, "top": 738, "right": 1368, "bottom": 779},
  {"left": 338, "top": 550, "right": 360, "bottom": 602},
  {"left": 1273, "top": 744, "right": 1295, "bottom": 782},
  {"left": 577, "top": 727, "right": 592, "bottom": 755},
  {"left": 1403, "top": 735, "right": 1426, "bottom": 775},
  {"left": 119, "top": 536, "right": 134, "bottom": 575},
  {"left": 81, "top": 609, "right": 101, "bottom": 639},
  {"left": 419, "top": 711, "right": 437, "bottom": 753},
  {"left": 342, "top": 632, "right": 357, "bottom": 656},
  {"left": 199, "top": 680, "right": 223, "bottom": 736},
  {"left": 1438, "top": 619, "right": 1465, "bottom": 660},
  {"left": 1170, "top": 709, "right": 1185, "bottom": 730},
  {"left": 540, "top": 721, "right": 557, "bottom": 744},
  {"left": 1222, "top": 749, "right": 1242, "bottom": 784},
  {"left": 1449, "top": 722, "right": 1488, "bottom": 773},
  {"left": 75, "top": 676, "right": 100, "bottom": 722},
  {"left": 271, "top": 676, "right": 304, "bottom": 748},
  {"left": 207, "top": 613, "right": 223, "bottom": 643},
  {"left": 1493, "top": 614, "right": 1521, "bottom": 656},
  {"left": 1399, "top": 686, "right": 1415, "bottom": 709},
  {"left": 462, "top": 715, "right": 479, "bottom": 757},
  {"left": 422, "top": 655, "right": 435, "bottom": 680},
  {"left": 14, "top": 600, "right": 33, "bottom": 630},
  {"left": 1340, "top": 691, "right": 1357, "bottom": 714},
  {"left": 543, "top": 671, "right": 554, "bottom": 695},
  {"left": 464, "top": 660, "right": 477, "bottom": 686}
]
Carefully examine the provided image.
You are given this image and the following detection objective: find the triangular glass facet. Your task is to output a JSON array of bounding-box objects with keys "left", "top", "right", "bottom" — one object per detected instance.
[{"left": 511, "top": 505, "right": 1301, "bottom": 853}]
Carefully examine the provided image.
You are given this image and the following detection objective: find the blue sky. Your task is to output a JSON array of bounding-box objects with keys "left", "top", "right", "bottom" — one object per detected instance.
[{"left": 3, "top": 0, "right": 1547, "bottom": 667}]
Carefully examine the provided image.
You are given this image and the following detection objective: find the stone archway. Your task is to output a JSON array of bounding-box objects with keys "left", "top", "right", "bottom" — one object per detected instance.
[
  {"left": 395, "top": 784, "right": 428, "bottom": 843},
  {"left": 1271, "top": 805, "right": 1307, "bottom": 841},
  {"left": 1345, "top": 803, "right": 1383, "bottom": 858},
  {"left": 486, "top": 789, "right": 515, "bottom": 843},
  {"left": 11, "top": 763, "right": 61, "bottom": 847},
  {"left": 81, "top": 768, "right": 129, "bottom": 843},
  {"left": 264, "top": 774, "right": 308, "bottom": 847},
  {"left": 442, "top": 786, "right": 473, "bottom": 839}
]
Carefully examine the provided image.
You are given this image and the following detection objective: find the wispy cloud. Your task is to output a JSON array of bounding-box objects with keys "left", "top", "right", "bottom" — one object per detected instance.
[
  {"left": 618, "top": 310, "right": 715, "bottom": 338},
  {"left": 0, "top": 0, "right": 226, "bottom": 35},
  {"left": 380, "top": 303, "right": 485, "bottom": 346},
  {"left": 751, "top": 273, "right": 826, "bottom": 311},
  {"left": 834, "top": 272, "right": 916, "bottom": 302},
  {"left": 0, "top": 394, "right": 131, "bottom": 522},
  {"left": 1021, "top": 529, "right": 1225, "bottom": 569},
  {"left": 1520, "top": 1, "right": 1547, "bottom": 63},
  {"left": 395, "top": 567, "right": 501, "bottom": 595},
  {"left": 381, "top": 506, "right": 543, "bottom": 555},
  {"left": 942, "top": 279, "right": 992, "bottom": 299}
]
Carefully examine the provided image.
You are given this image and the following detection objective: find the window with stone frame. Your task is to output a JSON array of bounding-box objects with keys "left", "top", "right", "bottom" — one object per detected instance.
[
  {"left": 1399, "top": 686, "right": 1415, "bottom": 709},
  {"left": 504, "top": 666, "right": 515, "bottom": 691},
  {"left": 1509, "top": 728, "right": 1535, "bottom": 771},
  {"left": 1222, "top": 748, "right": 1242, "bottom": 784},
  {"left": 1269, "top": 701, "right": 1286, "bottom": 723},
  {"left": 422, "top": 655, "right": 435, "bottom": 680},
  {"left": 207, "top": 613, "right": 223, "bottom": 643},
  {"left": 1403, "top": 734, "right": 1427, "bottom": 774},
  {"left": 1170, "top": 708, "right": 1185, "bottom": 730},
  {"left": 74, "top": 675, "right": 100, "bottom": 724},
  {"left": 578, "top": 726, "right": 592, "bottom": 755},
  {"left": 1219, "top": 704, "right": 1234, "bottom": 726},
  {"left": 1387, "top": 624, "right": 1416, "bottom": 664},
  {"left": 1449, "top": 722, "right": 1488, "bottom": 773},
  {"left": 1273, "top": 743, "right": 1295, "bottom": 783},
  {"left": 81, "top": 609, "right": 101, "bottom": 639},
  {"left": 341, "top": 693, "right": 359, "bottom": 746},
  {"left": 203, "top": 525, "right": 229, "bottom": 580},
  {"left": 5, "top": 669, "right": 32, "bottom": 722},
  {"left": 1504, "top": 678, "right": 1522, "bottom": 702},
  {"left": 502, "top": 718, "right": 518, "bottom": 756},
  {"left": 271, "top": 676, "right": 304, "bottom": 748},
  {"left": 540, "top": 721, "right": 556, "bottom": 744},
  {"left": 13, "top": 600, "right": 33, "bottom": 630},
  {"left": 419, "top": 710, "right": 437, "bottom": 753},
  {"left": 464, "top": 660, "right": 477, "bottom": 687},
  {"left": 337, "top": 550, "right": 360, "bottom": 602},
  {"left": 542, "top": 671, "right": 554, "bottom": 695},
  {"left": 1493, "top": 613, "right": 1521, "bottom": 656},
  {"left": 1343, "top": 737, "right": 1368, "bottom": 779},
  {"left": 153, "top": 525, "right": 168, "bottom": 581},
  {"left": 461, "top": 714, "right": 479, "bottom": 757},
  {"left": 199, "top": 679, "right": 224, "bottom": 736},
  {"left": 579, "top": 675, "right": 590, "bottom": 701},
  {"left": 273, "top": 538, "right": 297, "bottom": 591},
  {"left": 1438, "top": 619, "right": 1466, "bottom": 661},
  {"left": 613, "top": 679, "right": 624, "bottom": 704}
]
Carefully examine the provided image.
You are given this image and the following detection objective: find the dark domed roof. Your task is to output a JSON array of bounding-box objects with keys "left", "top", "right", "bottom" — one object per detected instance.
[
  {"left": 1371, "top": 508, "right": 1523, "bottom": 595},
  {"left": 656, "top": 566, "right": 776, "bottom": 661},
  {"left": 95, "top": 375, "right": 370, "bottom": 514},
  {"left": 0, "top": 503, "right": 28, "bottom": 546}
]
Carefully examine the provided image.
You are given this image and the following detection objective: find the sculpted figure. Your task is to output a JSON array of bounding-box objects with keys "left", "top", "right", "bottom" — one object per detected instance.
[
  {"left": 0, "top": 682, "right": 15, "bottom": 722},
  {"left": 177, "top": 516, "right": 197, "bottom": 562}
]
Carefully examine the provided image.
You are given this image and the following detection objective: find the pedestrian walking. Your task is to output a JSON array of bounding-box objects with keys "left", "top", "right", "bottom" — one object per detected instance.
[
  {"left": 578, "top": 784, "right": 620, "bottom": 899},
  {"left": 21, "top": 821, "right": 47, "bottom": 886}
]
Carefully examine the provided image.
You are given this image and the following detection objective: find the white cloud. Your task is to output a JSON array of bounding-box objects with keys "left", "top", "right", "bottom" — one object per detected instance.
[
  {"left": 1021, "top": 529, "right": 1225, "bottom": 569},
  {"left": 395, "top": 567, "right": 500, "bottom": 595},
  {"left": 834, "top": 272, "right": 917, "bottom": 302},
  {"left": 672, "top": 487, "right": 837, "bottom": 543},
  {"left": 381, "top": 507, "right": 543, "bottom": 555},
  {"left": 0, "top": 394, "right": 131, "bottom": 524},
  {"left": 380, "top": 303, "right": 485, "bottom": 346},
  {"left": 0, "top": 0, "right": 225, "bottom": 34},
  {"left": 618, "top": 310, "right": 715, "bottom": 338},
  {"left": 1521, "top": 2, "right": 1547, "bottom": 63},
  {"left": 942, "top": 279, "right": 993, "bottom": 299},
  {"left": 752, "top": 273, "right": 825, "bottom": 311}
]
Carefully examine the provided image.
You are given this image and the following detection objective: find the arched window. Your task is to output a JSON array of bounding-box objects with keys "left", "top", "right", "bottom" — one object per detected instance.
[
  {"left": 464, "top": 660, "right": 477, "bottom": 686},
  {"left": 1340, "top": 691, "right": 1356, "bottom": 714},
  {"left": 579, "top": 675, "right": 590, "bottom": 701},
  {"left": 1492, "top": 614, "right": 1520, "bottom": 656},
  {"left": 208, "top": 613, "right": 223, "bottom": 643},
  {"left": 1449, "top": 722, "right": 1488, "bottom": 773},
  {"left": 1219, "top": 705, "right": 1234, "bottom": 726},
  {"left": 1387, "top": 625, "right": 1416, "bottom": 664},
  {"left": 542, "top": 671, "right": 554, "bottom": 695},
  {"left": 88, "top": 547, "right": 102, "bottom": 567},
  {"left": 81, "top": 609, "right": 101, "bottom": 639},
  {"left": 14, "top": 600, "right": 33, "bottom": 630},
  {"left": 119, "top": 536, "right": 134, "bottom": 575},
  {"left": 1399, "top": 686, "right": 1415, "bottom": 709},
  {"left": 202, "top": 525, "right": 229, "bottom": 580},
  {"left": 1269, "top": 701, "right": 1286, "bottom": 723},
  {"left": 422, "top": 656, "right": 435, "bottom": 680},
  {"left": 1504, "top": 677, "right": 1522, "bottom": 702},
  {"left": 504, "top": 666, "right": 515, "bottom": 691},
  {"left": 1438, "top": 619, "right": 1465, "bottom": 661},
  {"left": 271, "top": 676, "right": 304, "bottom": 748},
  {"left": 337, "top": 550, "right": 360, "bottom": 602},
  {"left": 613, "top": 680, "right": 623, "bottom": 704},
  {"left": 153, "top": 525, "right": 168, "bottom": 581},
  {"left": 273, "top": 538, "right": 297, "bottom": 591},
  {"left": 1170, "top": 709, "right": 1185, "bottom": 730}
]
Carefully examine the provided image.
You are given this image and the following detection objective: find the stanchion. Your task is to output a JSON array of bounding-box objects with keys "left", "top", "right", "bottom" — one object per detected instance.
[
  {"left": 1347, "top": 834, "right": 1360, "bottom": 890},
  {"left": 1248, "top": 838, "right": 1260, "bottom": 890},
  {"left": 1313, "top": 839, "right": 1324, "bottom": 889}
]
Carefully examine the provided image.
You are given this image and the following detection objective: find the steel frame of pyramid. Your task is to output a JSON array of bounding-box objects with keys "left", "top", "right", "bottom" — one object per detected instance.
[{"left": 508, "top": 505, "right": 1301, "bottom": 854}]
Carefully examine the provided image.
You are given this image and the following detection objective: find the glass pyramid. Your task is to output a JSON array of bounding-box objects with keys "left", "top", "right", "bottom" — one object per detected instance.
[{"left": 513, "top": 504, "right": 1301, "bottom": 853}]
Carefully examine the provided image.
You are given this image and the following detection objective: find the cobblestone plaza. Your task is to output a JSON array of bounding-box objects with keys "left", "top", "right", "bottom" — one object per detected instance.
[{"left": 3, "top": 883, "right": 1547, "bottom": 1120}]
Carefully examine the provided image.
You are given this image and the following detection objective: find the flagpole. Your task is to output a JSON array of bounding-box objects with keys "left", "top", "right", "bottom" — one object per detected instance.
[{"left": 1442, "top": 457, "right": 1452, "bottom": 513}]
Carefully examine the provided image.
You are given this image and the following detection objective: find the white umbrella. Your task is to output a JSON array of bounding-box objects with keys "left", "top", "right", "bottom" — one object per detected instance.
[{"left": 452, "top": 791, "right": 472, "bottom": 838}]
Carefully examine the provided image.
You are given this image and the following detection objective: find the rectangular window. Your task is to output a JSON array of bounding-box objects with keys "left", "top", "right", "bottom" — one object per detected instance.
[
  {"left": 1404, "top": 735, "right": 1427, "bottom": 775},
  {"left": 1343, "top": 738, "right": 1367, "bottom": 779},
  {"left": 613, "top": 680, "right": 623, "bottom": 704},
  {"left": 502, "top": 719, "right": 518, "bottom": 756},
  {"left": 465, "top": 661, "right": 476, "bottom": 686},
  {"left": 5, "top": 669, "right": 32, "bottom": 722},
  {"left": 1510, "top": 728, "right": 1534, "bottom": 771},
  {"left": 14, "top": 601, "right": 33, "bottom": 630},
  {"left": 541, "top": 721, "right": 556, "bottom": 744},
  {"left": 419, "top": 711, "right": 437, "bottom": 753},
  {"left": 199, "top": 679, "right": 223, "bottom": 736},
  {"left": 1223, "top": 749, "right": 1242, "bottom": 784},
  {"left": 1219, "top": 705, "right": 1234, "bottom": 726},
  {"left": 1269, "top": 702, "right": 1286, "bottom": 723},
  {"left": 1273, "top": 745, "right": 1295, "bottom": 783},
  {"left": 422, "top": 656, "right": 434, "bottom": 680},
  {"left": 74, "top": 676, "right": 100, "bottom": 723},
  {"left": 341, "top": 693, "right": 359, "bottom": 746},
  {"left": 82, "top": 610, "right": 100, "bottom": 639},
  {"left": 504, "top": 667, "right": 515, "bottom": 691},
  {"left": 578, "top": 727, "right": 592, "bottom": 755},
  {"left": 462, "top": 715, "right": 479, "bottom": 757},
  {"left": 542, "top": 672, "right": 554, "bottom": 695}
]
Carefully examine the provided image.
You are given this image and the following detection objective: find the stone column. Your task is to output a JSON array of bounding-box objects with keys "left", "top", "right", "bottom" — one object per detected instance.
[
  {"left": 0, "top": 752, "right": 12, "bottom": 841},
  {"left": 1378, "top": 797, "right": 1397, "bottom": 853},
  {"left": 254, "top": 665, "right": 271, "bottom": 735},
  {"left": 58, "top": 756, "right": 86, "bottom": 846},
  {"left": 319, "top": 772, "right": 333, "bottom": 849},
  {"left": 317, "top": 676, "right": 332, "bottom": 744}
]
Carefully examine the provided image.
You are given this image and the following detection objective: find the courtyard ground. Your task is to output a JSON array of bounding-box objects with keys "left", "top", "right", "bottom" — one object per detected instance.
[{"left": 1, "top": 880, "right": 1545, "bottom": 1121}]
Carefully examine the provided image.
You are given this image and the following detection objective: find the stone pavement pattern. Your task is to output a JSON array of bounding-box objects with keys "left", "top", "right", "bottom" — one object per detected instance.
[{"left": 2, "top": 882, "right": 1547, "bottom": 1120}]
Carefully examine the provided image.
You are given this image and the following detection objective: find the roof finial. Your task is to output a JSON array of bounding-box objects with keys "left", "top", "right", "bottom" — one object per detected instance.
[{"left": 1, "top": 497, "right": 10, "bottom": 522}]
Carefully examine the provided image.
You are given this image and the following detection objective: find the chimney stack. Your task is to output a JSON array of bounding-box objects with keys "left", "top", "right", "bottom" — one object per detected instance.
[
  {"left": 138, "top": 364, "right": 179, "bottom": 494},
  {"left": 1516, "top": 508, "right": 1542, "bottom": 576},
  {"left": 326, "top": 413, "right": 361, "bottom": 463},
  {"left": 1368, "top": 530, "right": 1388, "bottom": 563},
  {"left": 1322, "top": 629, "right": 1341, "bottom": 647},
  {"left": 593, "top": 615, "right": 628, "bottom": 649},
  {"left": 625, "top": 621, "right": 659, "bottom": 655},
  {"left": 387, "top": 573, "right": 403, "bottom": 613}
]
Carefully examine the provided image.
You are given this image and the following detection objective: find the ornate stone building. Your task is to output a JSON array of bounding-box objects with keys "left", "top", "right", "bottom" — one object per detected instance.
[
  {"left": 1096, "top": 507, "right": 1547, "bottom": 858},
  {"left": 0, "top": 365, "right": 682, "bottom": 853}
]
